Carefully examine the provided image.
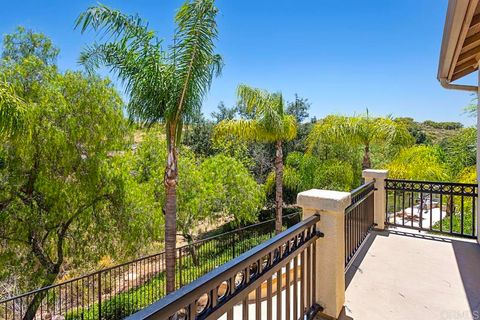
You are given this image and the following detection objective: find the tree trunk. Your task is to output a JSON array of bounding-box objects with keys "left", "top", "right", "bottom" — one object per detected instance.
[
  {"left": 274, "top": 140, "right": 283, "bottom": 234},
  {"left": 24, "top": 232, "right": 62, "bottom": 320},
  {"left": 164, "top": 137, "right": 178, "bottom": 294},
  {"left": 23, "top": 272, "right": 58, "bottom": 320},
  {"left": 362, "top": 144, "right": 371, "bottom": 170},
  {"left": 184, "top": 233, "right": 199, "bottom": 266},
  {"left": 445, "top": 195, "right": 453, "bottom": 216}
]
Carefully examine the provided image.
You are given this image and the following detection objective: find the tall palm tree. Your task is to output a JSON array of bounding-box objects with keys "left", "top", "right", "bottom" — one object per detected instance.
[
  {"left": 0, "top": 79, "right": 24, "bottom": 136},
  {"left": 76, "top": 0, "right": 222, "bottom": 293},
  {"left": 214, "top": 85, "right": 297, "bottom": 234},
  {"left": 308, "top": 112, "right": 413, "bottom": 170}
]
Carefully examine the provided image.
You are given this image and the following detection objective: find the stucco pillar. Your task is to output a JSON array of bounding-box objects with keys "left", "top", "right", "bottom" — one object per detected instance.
[
  {"left": 297, "top": 189, "right": 351, "bottom": 319},
  {"left": 362, "top": 169, "right": 389, "bottom": 230}
]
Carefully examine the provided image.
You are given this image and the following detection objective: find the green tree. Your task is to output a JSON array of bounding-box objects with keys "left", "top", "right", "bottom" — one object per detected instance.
[
  {"left": 76, "top": 0, "right": 222, "bottom": 292},
  {"left": 286, "top": 94, "right": 310, "bottom": 123},
  {"left": 386, "top": 145, "right": 449, "bottom": 181},
  {"left": 0, "top": 26, "right": 60, "bottom": 137},
  {"left": 440, "top": 127, "right": 476, "bottom": 177},
  {"left": 214, "top": 85, "right": 297, "bottom": 233},
  {"left": 183, "top": 116, "right": 215, "bottom": 157},
  {"left": 284, "top": 95, "right": 313, "bottom": 154},
  {"left": 422, "top": 120, "right": 463, "bottom": 130},
  {"left": 211, "top": 101, "right": 237, "bottom": 123},
  {"left": 132, "top": 130, "right": 264, "bottom": 261},
  {"left": 308, "top": 113, "right": 413, "bottom": 170},
  {"left": 2, "top": 26, "right": 59, "bottom": 66},
  {"left": 266, "top": 152, "right": 354, "bottom": 204},
  {"left": 394, "top": 117, "right": 430, "bottom": 144},
  {"left": 0, "top": 36, "right": 156, "bottom": 318}
]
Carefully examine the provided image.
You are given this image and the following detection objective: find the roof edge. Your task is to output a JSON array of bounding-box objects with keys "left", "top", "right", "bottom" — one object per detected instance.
[{"left": 438, "top": 0, "right": 472, "bottom": 83}]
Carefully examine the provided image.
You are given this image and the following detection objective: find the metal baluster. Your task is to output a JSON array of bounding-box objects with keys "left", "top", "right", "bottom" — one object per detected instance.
[
  {"left": 411, "top": 191, "right": 414, "bottom": 228},
  {"left": 286, "top": 258, "right": 291, "bottom": 320},
  {"left": 450, "top": 189, "right": 454, "bottom": 234},
  {"left": 267, "top": 276, "right": 273, "bottom": 320},
  {"left": 255, "top": 285, "right": 261, "bottom": 320},
  {"left": 420, "top": 191, "right": 423, "bottom": 229},
  {"left": 472, "top": 195, "right": 476, "bottom": 237},
  {"left": 430, "top": 191, "right": 433, "bottom": 230},
  {"left": 440, "top": 194, "right": 443, "bottom": 232}
]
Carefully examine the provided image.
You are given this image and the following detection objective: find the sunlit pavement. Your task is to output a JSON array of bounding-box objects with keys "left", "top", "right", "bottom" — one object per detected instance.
[{"left": 343, "top": 229, "right": 480, "bottom": 320}]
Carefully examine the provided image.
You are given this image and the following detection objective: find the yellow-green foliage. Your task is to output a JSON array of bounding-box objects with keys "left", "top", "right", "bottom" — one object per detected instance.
[
  {"left": 387, "top": 145, "right": 449, "bottom": 181},
  {"left": 214, "top": 84, "right": 297, "bottom": 144},
  {"left": 266, "top": 152, "right": 355, "bottom": 194},
  {"left": 456, "top": 165, "right": 476, "bottom": 183}
]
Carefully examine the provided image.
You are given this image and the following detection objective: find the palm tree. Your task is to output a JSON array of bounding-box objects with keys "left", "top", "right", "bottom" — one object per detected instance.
[
  {"left": 0, "top": 79, "right": 24, "bottom": 136},
  {"left": 308, "top": 112, "right": 413, "bottom": 170},
  {"left": 214, "top": 85, "right": 297, "bottom": 234},
  {"left": 76, "top": 0, "right": 222, "bottom": 293}
]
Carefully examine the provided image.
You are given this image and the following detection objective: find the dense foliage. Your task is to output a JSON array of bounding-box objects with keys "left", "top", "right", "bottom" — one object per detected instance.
[
  {"left": 0, "top": 26, "right": 262, "bottom": 309},
  {"left": 0, "top": 28, "right": 156, "bottom": 303},
  {"left": 130, "top": 130, "right": 264, "bottom": 243},
  {"left": 214, "top": 84, "right": 297, "bottom": 233}
]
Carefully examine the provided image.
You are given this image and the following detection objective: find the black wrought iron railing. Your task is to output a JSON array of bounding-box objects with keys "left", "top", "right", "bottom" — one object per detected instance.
[
  {"left": 345, "top": 181, "right": 375, "bottom": 269},
  {"left": 385, "top": 179, "right": 477, "bottom": 238},
  {"left": 127, "top": 214, "right": 322, "bottom": 320},
  {"left": 0, "top": 213, "right": 300, "bottom": 320}
]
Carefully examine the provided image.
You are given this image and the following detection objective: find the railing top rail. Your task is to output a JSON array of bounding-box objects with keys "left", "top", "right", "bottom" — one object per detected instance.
[
  {"left": 126, "top": 214, "right": 320, "bottom": 320},
  {"left": 346, "top": 181, "right": 375, "bottom": 214},
  {"left": 0, "top": 212, "right": 300, "bottom": 304},
  {"left": 385, "top": 178, "right": 477, "bottom": 188},
  {"left": 350, "top": 181, "right": 375, "bottom": 198},
  {"left": 191, "top": 211, "right": 300, "bottom": 244}
]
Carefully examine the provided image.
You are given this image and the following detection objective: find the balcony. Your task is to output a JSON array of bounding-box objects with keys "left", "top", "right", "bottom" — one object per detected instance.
[
  {"left": 127, "top": 170, "right": 480, "bottom": 320},
  {"left": 2, "top": 169, "right": 480, "bottom": 320}
]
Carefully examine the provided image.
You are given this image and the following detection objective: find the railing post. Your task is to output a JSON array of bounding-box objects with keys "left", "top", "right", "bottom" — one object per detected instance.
[
  {"left": 98, "top": 272, "right": 102, "bottom": 319},
  {"left": 297, "top": 189, "right": 351, "bottom": 319},
  {"left": 362, "top": 169, "right": 389, "bottom": 230}
]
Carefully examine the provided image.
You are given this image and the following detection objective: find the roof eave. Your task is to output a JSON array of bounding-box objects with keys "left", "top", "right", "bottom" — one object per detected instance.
[{"left": 438, "top": 0, "right": 479, "bottom": 84}]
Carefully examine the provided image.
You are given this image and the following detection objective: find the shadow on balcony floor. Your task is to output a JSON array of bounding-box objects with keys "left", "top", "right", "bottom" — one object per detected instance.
[{"left": 343, "top": 228, "right": 480, "bottom": 320}]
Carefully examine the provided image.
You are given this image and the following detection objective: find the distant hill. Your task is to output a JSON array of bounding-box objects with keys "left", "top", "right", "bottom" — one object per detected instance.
[{"left": 394, "top": 117, "right": 464, "bottom": 145}]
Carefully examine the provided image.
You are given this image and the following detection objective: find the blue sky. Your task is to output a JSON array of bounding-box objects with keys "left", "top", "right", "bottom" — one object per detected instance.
[{"left": 0, "top": 0, "right": 476, "bottom": 125}]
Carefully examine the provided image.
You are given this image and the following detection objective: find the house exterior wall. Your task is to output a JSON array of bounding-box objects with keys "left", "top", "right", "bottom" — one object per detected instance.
[{"left": 477, "top": 71, "right": 480, "bottom": 244}]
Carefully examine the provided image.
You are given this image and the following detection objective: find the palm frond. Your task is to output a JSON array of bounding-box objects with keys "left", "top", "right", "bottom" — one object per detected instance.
[
  {"left": 281, "top": 114, "right": 297, "bottom": 141},
  {"left": 76, "top": 5, "right": 174, "bottom": 126},
  {"left": 75, "top": 4, "right": 154, "bottom": 44},
  {"left": 237, "top": 84, "right": 270, "bottom": 114},
  {"left": 307, "top": 113, "right": 414, "bottom": 154},
  {"left": 306, "top": 115, "right": 349, "bottom": 152},
  {"left": 172, "top": 0, "right": 222, "bottom": 123},
  {"left": 234, "top": 84, "right": 297, "bottom": 142},
  {"left": 213, "top": 119, "right": 263, "bottom": 142},
  {"left": 77, "top": 1, "right": 222, "bottom": 134}
]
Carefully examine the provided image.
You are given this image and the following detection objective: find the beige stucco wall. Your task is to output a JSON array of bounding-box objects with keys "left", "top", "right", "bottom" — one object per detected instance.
[{"left": 297, "top": 189, "right": 351, "bottom": 318}]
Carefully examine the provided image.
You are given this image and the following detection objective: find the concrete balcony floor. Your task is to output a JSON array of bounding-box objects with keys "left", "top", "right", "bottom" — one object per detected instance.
[{"left": 343, "top": 229, "right": 480, "bottom": 320}]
